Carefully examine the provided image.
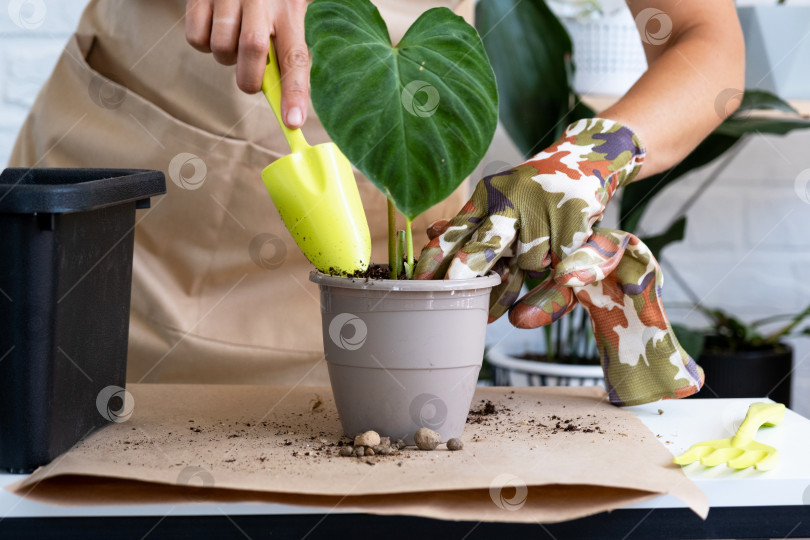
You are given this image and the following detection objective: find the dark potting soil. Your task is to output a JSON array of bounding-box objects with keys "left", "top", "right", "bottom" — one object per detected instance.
[
  {"left": 466, "top": 399, "right": 502, "bottom": 424},
  {"left": 464, "top": 395, "right": 606, "bottom": 436},
  {"left": 327, "top": 262, "right": 494, "bottom": 281},
  {"left": 328, "top": 263, "right": 411, "bottom": 280},
  {"left": 519, "top": 353, "right": 601, "bottom": 367}
]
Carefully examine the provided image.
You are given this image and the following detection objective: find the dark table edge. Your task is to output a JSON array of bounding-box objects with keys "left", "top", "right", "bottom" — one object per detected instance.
[{"left": 1, "top": 505, "right": 808, "bottom": 539}]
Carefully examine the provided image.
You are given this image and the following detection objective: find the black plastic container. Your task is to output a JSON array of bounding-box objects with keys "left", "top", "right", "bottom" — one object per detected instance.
[
  {"left": 691, "top": 341, "right": 793, "bottom": 408},
  {"left": 0, "top": 168, "right": 165, "bottom": 473}
]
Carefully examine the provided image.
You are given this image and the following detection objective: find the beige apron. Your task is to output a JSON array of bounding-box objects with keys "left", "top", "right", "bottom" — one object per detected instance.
[{"left": 9, "top": 0, "right": 472, "bottom": 385}]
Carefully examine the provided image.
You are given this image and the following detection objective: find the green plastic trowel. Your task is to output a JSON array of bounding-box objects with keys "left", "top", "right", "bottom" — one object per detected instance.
[{"left": 260, "top": 43, "right": 370, "bottom": 274}]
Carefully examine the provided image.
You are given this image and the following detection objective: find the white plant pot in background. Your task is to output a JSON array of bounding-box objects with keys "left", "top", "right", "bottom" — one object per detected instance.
[
  {"left": 487, "top": 331, "right": 605, "bottom": 388},
  {"left": 560, "top": 9, "right": 648, "bottom": 96}
]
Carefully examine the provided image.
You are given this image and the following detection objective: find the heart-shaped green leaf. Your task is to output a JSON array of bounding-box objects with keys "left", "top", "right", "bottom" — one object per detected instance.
[{"left": 305, "top": 0, "right": 498, "bottom": 220}]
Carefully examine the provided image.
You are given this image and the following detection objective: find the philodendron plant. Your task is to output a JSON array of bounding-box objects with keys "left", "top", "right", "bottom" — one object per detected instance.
[{"left": 305, "top": 0, "right": 498, "bottom": 279}]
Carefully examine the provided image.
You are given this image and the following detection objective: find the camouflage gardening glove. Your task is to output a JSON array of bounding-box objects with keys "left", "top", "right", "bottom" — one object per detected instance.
[
  {"left": 511, "top": 228, "right": 705, "bottom": 406},
  {"left": 414, "top": 118, "right": 645, "bottom": 322}
]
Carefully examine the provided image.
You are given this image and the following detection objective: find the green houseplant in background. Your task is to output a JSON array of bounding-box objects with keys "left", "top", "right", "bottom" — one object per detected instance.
[
  {"left": 477, "top": 0, "right": 810, "bottom": 397},
  {"left": 673, "top": 304, "right": 810, "bottom": 406},
  {"left": 304, "top": 0, "right": 500, "bottom": 443}
]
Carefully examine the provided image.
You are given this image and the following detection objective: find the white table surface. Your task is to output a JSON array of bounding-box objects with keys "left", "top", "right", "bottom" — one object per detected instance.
[{"left": 2, "top": 397, "right": 809, "bottom": 519}]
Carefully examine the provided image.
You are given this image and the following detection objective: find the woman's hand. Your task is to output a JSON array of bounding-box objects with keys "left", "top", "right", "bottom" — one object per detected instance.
[{"left": 185, "top": 0, "right": 310, "bottom": 128}]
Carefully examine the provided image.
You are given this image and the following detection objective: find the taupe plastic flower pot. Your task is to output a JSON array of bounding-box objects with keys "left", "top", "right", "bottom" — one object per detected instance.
[{"left": 310, "top": 271, "right": 500, "bottom": 445}]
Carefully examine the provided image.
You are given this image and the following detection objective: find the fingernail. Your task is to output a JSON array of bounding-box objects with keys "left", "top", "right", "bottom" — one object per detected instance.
[{"left": 286, "top": 107, "right": 303, "bottom": 127}]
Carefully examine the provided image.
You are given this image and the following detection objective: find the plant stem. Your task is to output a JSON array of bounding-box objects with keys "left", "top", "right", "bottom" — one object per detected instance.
[
  {"left": 764, "top": 303, "right": 810, "bottom": 343},
  {"left": 587, "top": 325, "right": 597, "bottom": 359},
  {"left": 544, "top": 325, "right": 555, "bottom": 362},
  {"left": 751, "top": 313, "right": 802, "bottom": 328},
  {"left": 388, "top": 199, "right": 397, "bottom": 279},
  {"left": 566, "top": 310, "right": 575, "bottom": 357},
  {"left": 404, "top": 218, "right": 414, "bottom": 279},
  {"left": 395, "top": 230, "right": 405, "bottom": 278},
  {"left": 555, "top": 316, "right": 563, "bottom": 359},
  {"left": 576, "top": 305, "right": 588, "bottom": 357}
]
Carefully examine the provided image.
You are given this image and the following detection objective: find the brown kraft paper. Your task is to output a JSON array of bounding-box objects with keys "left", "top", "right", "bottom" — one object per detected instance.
[{"left": 9, "top": 384, "right": 708, "bottom": 523}]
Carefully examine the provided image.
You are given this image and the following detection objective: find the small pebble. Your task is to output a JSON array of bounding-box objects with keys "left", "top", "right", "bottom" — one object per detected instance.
[
  {"left": 354, "top": 431, "right": 380, "bottom": 448},
  {"left": 372, "top": 445, "right": 384, "bottom": 454},
  {"left": 339, "top": 446, "right": 353, "bottom": 457},
  {"left": 414, "top": 427, "right": 441, "bottom": 451},
  {"left": 446, "top": 438, "right": 463, "bottom": 451},
  {"left": 394, "top": 439, "right": 405, "bottom": 450},
  {"left": 354, "top": 446, "right": 365, "bottom": 457},
  {"left": 377, "top": 446, "right": 393, "bottom": 455},
  {"left": 366, "top": 448, "right": 375, "bottom": 456},
  {"left": 380, "top": 437, "right": 391, "bottom": 447}
]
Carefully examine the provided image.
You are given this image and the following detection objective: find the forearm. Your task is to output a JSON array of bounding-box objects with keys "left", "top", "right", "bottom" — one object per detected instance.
[{"left": 600, "top": 1, "right": 745, "bottom": 180}]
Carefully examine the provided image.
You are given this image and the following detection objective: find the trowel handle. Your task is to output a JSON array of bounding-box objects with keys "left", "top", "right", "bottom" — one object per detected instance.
[
  {"left": 731, "top": 402, "right": 785, "bottom": 447},
  {"left": 262, "top": 40, "right": 309, "bottom": 153}
]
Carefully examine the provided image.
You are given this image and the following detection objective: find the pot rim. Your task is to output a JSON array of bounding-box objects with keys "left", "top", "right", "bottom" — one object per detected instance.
[
  {"left": 309, "top": 270, "right": 501, "bottom": 291},
  {"left": 699, "top": 341, "right": 793, "bottom": 360}
]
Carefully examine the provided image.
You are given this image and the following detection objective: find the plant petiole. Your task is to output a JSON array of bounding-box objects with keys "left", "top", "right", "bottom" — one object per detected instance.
[
  {"left": 388, "top": 199, "right": 397, "bottom": 279},
  {"left": 404, "top": 218, "right": 414, "bottom": 279}
]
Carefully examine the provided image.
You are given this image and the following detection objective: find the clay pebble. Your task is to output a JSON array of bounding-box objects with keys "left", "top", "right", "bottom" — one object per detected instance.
[
  {"left": 354, "top": 431, "right": 380, "bottom": 448},
  {"left": 446, "top": 438, "right": 463, "bottom": 451},
  {"left": 414, "top": 427, "right": 441, "bottom": 451}
]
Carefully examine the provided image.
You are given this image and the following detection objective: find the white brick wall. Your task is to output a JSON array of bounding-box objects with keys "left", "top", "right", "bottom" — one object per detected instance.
[
  {"left": 3, "top": 1, "right": 809, "bottom": 418},
  {"left": 648, "top": 130, "right": 810, "bottom": 419},
  {"left": 0, "top": 0, "right": 89, "bottom": 166}
]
